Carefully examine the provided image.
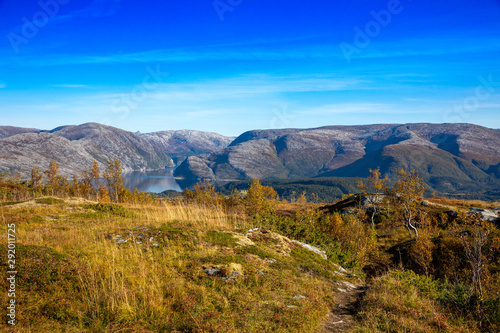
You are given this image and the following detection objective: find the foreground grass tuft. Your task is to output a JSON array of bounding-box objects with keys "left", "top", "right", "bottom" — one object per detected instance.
[{"left": 354, "top": 270, "right": 482, "bottom": 333}]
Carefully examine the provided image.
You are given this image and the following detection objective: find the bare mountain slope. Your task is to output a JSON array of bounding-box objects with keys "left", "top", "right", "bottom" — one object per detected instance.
[
  {"left": 0, "top": 123, "right": 236, "bottom": 177},
  {"left": 0, "top": 132, "right": 99, "bottom": 175},
  {"left": 174, "top": 123, "right": 500, "bottom": 194},
  {"left": 140, "top": 130, "right": 234, "bottom": 165},
  {"left": 0, "top": 126, "right": 40, "bottom": 139},
  {"left": 0, "top": 123, "right": 173, "bottom": 176},
  {"left": 46, "top": 123, "right": 173, "bottom": 170}
]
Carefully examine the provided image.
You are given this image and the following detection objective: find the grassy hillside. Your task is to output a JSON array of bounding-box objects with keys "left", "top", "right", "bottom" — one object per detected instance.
[
  {"left": 1, "top": 198, "right": 362, "bottom": 332},
  {"left": 1, "top": 174, "right": 500, "bottom": 332}
]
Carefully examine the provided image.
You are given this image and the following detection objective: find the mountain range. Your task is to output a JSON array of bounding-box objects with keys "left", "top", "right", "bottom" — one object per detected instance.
[
  {"left": 139, "top": 130, "right": 234, "bottom": 166},
  {"left": 1, "top": 122, "right": 500, "bottom": 198},
  {"left": 0, "top": 123, "right": 233, "bottom": 177},
  {"left": 173, "top": 123, "right": 500, "bottom": 197}
]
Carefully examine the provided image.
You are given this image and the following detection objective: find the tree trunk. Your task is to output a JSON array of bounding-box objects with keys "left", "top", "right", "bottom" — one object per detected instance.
[
  {"left": 409, "top": 221, "right": 418, "bottom": 238},
  {"left": 405, "top": 221, "right": 413, "bottom": 238}
]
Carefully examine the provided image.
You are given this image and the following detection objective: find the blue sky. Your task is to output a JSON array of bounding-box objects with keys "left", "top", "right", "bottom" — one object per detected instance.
[{"left": 0, "top": 0, "right": 499, "bottom": 136}]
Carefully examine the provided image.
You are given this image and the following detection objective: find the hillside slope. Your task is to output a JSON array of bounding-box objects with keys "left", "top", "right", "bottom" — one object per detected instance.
[
  {"left": 174, "top": 123, "right": 500, "bottom": 195},
  {"left": 0, "top": 125, "right": 40, "bottom": 139},
  {"left": 140, "top": 130, "right": 234, "bottom": 165},
  {"left": 0, "top": 123, "right": 173, "bottom": 176}
]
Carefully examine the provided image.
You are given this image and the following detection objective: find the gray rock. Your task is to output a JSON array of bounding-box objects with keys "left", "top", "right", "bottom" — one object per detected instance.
[
  {"left": 469, "top": 207, "right": 500, "bottom": 222},
  {"left": 291, "top": 240, "right": 327, "bottom": 259},
  {"left": 204, "top": 268, "right": 222, "bottom": 277}
]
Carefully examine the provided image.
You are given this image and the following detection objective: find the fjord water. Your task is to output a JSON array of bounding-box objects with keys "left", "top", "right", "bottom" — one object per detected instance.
[{"left": 123, "top": 169, "right": 182, "bottom": 193}]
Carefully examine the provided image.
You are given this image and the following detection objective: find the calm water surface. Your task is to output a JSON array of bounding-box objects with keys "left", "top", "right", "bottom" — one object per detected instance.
[{"left": 123, "top": 169, "right": 184, "bottom": 193}]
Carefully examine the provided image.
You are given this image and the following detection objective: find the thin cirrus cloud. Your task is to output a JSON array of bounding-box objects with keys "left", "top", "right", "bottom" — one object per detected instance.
[
  {"left": 7, "top": 34, "right": 500, "bottom": 68},
  {"left": 5, "top": 46, "right": 332, "bottom": 67},
  {"left": 350, "top": 36, "right": 500, "bottom": 59},
  {"left": 53, "top": 84, "right": 88, "bottom": 88},
  {"left": 295, "top": 103, "right": 440, "bottom": 116},
  {"left": 146, "top": 76, "right": 368, "bottom": 102},
  {"left": 44, "top": 0, "right": 124, "bottom": 25}
]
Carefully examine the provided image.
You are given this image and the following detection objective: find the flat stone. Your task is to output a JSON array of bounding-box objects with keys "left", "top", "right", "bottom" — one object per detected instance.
[
  {"left": 334, "top": 264, "right": 348, "bottom": 273},
  {"left": 291, "top": 240, "right": 327, "bottom": 259},
  {"left": 342, "top": 282, "right": 356, "bottom": 289},
  {"left": 204, "top": 268, "right": 222, "bottom": 276}
]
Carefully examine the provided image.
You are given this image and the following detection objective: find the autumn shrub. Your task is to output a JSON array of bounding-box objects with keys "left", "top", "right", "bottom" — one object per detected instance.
[
  {"left": 84, "top": 202, "right": 136, "bottom": 217},
  {"left": 432, "top": 234, "right": 468, "bottom": 282},
  {"left": 184, "top": 179, "right": 222, "bottom": 208},
  {"left": 409, "top": 214, "right": 436, "bottom": 276},
  {"left": 244, "top": 179, "right": 278, "bottom": 217},
  {"left": 410, "top": 232, "right": 435, "bottom": 276},
  {"left": 316, "top": 212, "right": 377, "bottom": 269}
]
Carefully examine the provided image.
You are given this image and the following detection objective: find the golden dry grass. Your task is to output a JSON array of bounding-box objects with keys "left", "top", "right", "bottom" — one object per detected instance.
[{"left": 1, "top": 199, "right": 344, "bottom": 332}]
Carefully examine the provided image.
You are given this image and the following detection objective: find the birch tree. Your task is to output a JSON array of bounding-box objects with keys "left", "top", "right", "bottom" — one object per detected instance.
[{"left": 388, "top": 168, "right": 425, "bottom": 238}]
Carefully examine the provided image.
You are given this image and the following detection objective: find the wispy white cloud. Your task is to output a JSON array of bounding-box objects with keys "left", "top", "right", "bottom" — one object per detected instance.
[
  {"left": 4, "top": 46, "right": 332, "bottom": 67},
  {"left": 295, "top": 103, "right": 438, "bottom": 116},
  {"left": 346, "top": 36, "right": 500, "bottom": 60},
  {"left": 53, "top": 84, "right": 88, "bottom": 88},
  {"left": 3, "top": 33, "right": 500, "bottom": 68},
  {"left": 51, "top": 0, "right": 124, "bottom": 23},
  {"left": 475, "top": 103, "right": 500, "bottom": 109},
  {"left": 145, "top": 75, "right": 367, "bottom": 102},
  {"left": 6, "top": 33, "right": 500, "bottom": 68}
]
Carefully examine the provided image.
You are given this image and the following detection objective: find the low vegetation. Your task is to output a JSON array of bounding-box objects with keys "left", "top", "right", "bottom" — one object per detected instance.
[{"left": 1, "top": 162, "right": 499, "bottom": 332}]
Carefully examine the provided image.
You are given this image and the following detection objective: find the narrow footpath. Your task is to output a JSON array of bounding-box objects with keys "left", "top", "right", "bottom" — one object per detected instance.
[{"left": 317, "top": 283, "right": 368, "bottom": 332}]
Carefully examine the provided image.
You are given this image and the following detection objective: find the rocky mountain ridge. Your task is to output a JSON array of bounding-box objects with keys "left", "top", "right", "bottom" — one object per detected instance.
[
  {"left": 139, "top": 130, "right": 234, "bottom": 165},
  {"left": 0, "top": 123, "right": 236, "bottom": 177},
  {"left": 174, "top": 123, "right": 500, "bottom": 195},
  {"left": 0, "top": 123, "right": 174, "bottom": 176}
]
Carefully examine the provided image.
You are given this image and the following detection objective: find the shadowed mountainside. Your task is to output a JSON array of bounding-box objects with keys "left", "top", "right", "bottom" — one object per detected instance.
[
  {"left": 0, "top": 123, "right": 173, "bottom": 176},
  {"left": 0, "top": 126, "right": 40, "bottom": 139},
  {"left": 0, "top": 124, "right": 236, "bottom": 177},
  {"left": 174, "top": 123, "right": 500, "bottom": 196}
]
